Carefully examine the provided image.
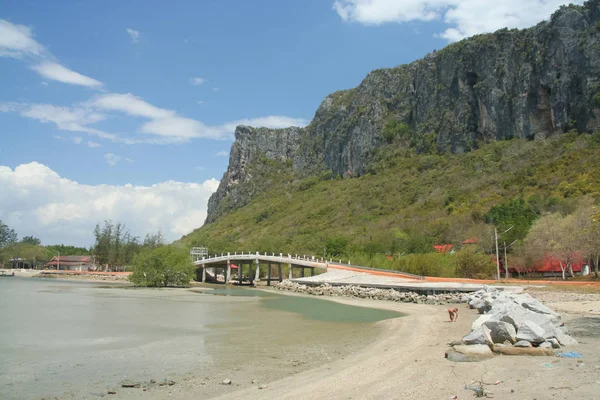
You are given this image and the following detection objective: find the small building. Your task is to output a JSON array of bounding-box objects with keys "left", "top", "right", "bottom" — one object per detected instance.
[
  {"left": 502, "top": 254, "right": 590, "bottom": 278},
  {"left": 433, "top": 244, "right": 453, "bottom": 253},
  {"left": 462, "top": 236, "right": 479, "bottom": 245},
  {"left": 44, "top": 256, "right": 93, "bottom": 271}
]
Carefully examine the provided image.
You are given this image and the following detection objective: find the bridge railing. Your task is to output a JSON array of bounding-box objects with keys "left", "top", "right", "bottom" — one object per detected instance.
[{"left": 193, "top": 250, "right": 424, "bottom": 279}]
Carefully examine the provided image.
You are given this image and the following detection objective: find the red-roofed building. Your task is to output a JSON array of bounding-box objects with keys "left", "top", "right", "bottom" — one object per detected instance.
[
  {"left": 462, "top": 236, "right": 479, "bottom": 245},
  {"left": 501, "top": 254, "right": 590, "bottom": 278},
  {"left": 44, "top": 256, "right": 93, "bottom": 271},
  {"left": 433, "top": 244, "right": 453, "bottom": 253}
]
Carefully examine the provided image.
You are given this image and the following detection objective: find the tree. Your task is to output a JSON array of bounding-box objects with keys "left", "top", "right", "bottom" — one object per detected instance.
[
  {"left": 570, "top": 199, "right": 600, "bottom": 278},
  {"left": 21, "top": 236, "right": 41, "bottom": 246},
  {"left": 0, "top": 220, "right": 18, "bottom": 248},
  {"left": 455, "top": 247, "right": 496, "bottom": 279},
  {"left": 143, "top": 230, "right": 165, "bottom": 249},
  {"left": 129, "top": 246, "right": 193, "bottom": 287},
  {"left": 525, "top": 213, "right": 578, "bottom": 280}
]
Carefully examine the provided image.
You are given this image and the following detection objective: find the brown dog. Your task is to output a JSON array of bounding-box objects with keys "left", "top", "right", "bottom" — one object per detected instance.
[{"left": 448, "top": 308, "right": 459, "bottom": 322}]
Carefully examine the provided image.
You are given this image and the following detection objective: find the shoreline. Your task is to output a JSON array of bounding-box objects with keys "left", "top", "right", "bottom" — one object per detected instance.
[
  {"left": 6, "top": 274, "right": 600, "bottom": 399},
  {"left": 154, "top": 287, "right": 600, "bottom": 400}
]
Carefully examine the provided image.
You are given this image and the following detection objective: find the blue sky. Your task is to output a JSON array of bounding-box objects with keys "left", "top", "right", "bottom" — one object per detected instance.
[{"left": 0, "top": 0, "right": 578, "bottom": 246}]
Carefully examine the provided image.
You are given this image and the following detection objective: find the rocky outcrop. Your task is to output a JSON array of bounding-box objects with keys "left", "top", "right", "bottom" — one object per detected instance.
[{"left": 206, "top": 2, "right": 600, "bottom": 223}]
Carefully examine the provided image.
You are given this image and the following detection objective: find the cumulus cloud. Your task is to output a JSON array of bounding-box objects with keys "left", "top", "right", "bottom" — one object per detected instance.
[
  {"left": 87, "top": 141, "right": 101, "bottom": 148},
  {"left": 31, "top": 62, "right": 103, "bottom": 88},
  {"left": 126, "top": 28, "right": 140, "bottom": 44},
  {"left": 190, "top": 77, "right": 205, "bottom": 85},
  {"left": 0, "top": 162, "right": 219, "bottom": 246},
  {"left": 333, "top": 0, "right": 583, "bottom": 41},
  {"left": 72, "top": 136, "right": 82, "bottom": 144},
  {"left": 104, "top": 153, "right": 121, "bottom": 166}
]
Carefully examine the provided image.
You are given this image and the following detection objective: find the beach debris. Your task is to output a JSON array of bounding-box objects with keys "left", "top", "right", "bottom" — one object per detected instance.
[
  {"left": 121, "top": 380, "right": 141, "bottom": 388},
  {"left": 221, "top": 379, "right": 232, "bottom": 385},
  {"left": 150, "top": 379, "right": 156, "bottom": 384},
  {"left": 107, "top": 389, "right": 117, "bottom": 394},
  {"left": 258, "top": 384, "right": 268, "bottom": 390},
  {"left": 557, "top": 351, "right": 582, "bottom": 358},
  {"left": 450, "top": 396, "right": 458, "bottom": 399}
]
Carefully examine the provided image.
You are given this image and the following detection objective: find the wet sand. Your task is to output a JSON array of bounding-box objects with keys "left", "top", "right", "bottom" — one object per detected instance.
[{"left": 137, "top": 290, "right": 600, "bottom": 400}]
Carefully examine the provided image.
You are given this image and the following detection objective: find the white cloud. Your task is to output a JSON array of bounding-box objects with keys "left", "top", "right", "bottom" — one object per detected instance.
[
  {"left": 41, "top": 81, "right": 48, "bottom": 86},
  {"left": 197, "top": 100, "right": 205, "bottom": 105},
  {"left": 104, "top": 153, "right": 121, "bottom": 166},
  {"left": 0, "top": 19, "right": 103, "bottom": 88},
  {"left": 212, "top": 87, "right": 220, "bottom": 91},
  {"left": 31, "top": 62, "right": 103, "bottom": 88},
  {"left": 215, "top": 151, "right": 229, "bottom": 157},
  {"left": 219, "top": 116, "right": 309, "bottom": 133},
  {"left": 72, "top": 136, "right": 82, "bottom": 144},
  {"left": 332, "top": 0, "right": 583, "bottom": 41},
  {"left": 0, "top": 162, "right": 219, "bottom": 246},
  {"left": 190, "top": 77, "right": 205, "bottom": 86},
  {"left": 2, "top": 96, "right": 307, "bottom": 144},
  {"left": 125, "top": 157, "right": 134, "bottom": 163},
  {"left": 53, "top": 135, "right": 64, "bottom": 140},
  {"left": 87, "top": 141, "right": 101, "bottom": 148},
  {"left": 126, "top": 28, "right": 140, "bottom": 44},
  {"left": 0, "top": 19, "right": 46, "bottom": 58}
]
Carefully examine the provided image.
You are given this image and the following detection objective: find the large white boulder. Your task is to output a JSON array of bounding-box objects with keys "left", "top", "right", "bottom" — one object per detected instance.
[
  {"left": 516, "top": 321, "right": 546, "bottom": 343},
  {"left": 463, "top": 325, "right": 493, "bottom": 346},
  {"left": 483, "top": 320, "right": 517, "bottom": 344},
  {"left": 471, "top": 314, "right": 493, "bottom": 331}
]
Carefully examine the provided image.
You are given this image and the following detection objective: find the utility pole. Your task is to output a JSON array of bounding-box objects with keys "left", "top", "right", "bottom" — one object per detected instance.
[
  {"left": 495, "top": 226, "right": 514, "bottom": 280},
  {"left": 504, "top": 241, "right": 508, "bottom": 280},
  {"left": 495, "top": 228, "right": 500, "bottom": 280}
]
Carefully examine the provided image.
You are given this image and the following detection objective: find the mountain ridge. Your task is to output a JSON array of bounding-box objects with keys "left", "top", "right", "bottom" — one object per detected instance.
[{"left": 205, "top": 0, "right": 600, "bottom": 225}]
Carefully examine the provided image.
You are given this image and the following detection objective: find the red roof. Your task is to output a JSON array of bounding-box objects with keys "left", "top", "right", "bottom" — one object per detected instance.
[
  {"left": 502, "top": 253, "right": 587, "bottom": 274},
  {"left": 462, "top": 236, "right": 479, "bottom": 245},
  {"left": 433, "top": 244, "right": 453, "bottom": 253},
  {"left": 44, "top": 255, "right": 91, "bottom": 267}
]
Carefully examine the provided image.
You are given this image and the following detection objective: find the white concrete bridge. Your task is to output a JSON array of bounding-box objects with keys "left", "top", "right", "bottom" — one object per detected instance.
[{"left": 192, "top": 251, "right": 330, "bottom": 285}]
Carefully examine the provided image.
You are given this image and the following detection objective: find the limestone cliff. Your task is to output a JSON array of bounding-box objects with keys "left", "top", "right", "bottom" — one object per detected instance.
[{"left": 206, "top": 1, "right": 600, "bottom": 224}]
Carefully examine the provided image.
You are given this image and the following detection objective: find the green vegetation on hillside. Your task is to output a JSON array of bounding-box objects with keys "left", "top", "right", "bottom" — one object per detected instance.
[{"left": 182, "top": 132, "right": 600, "bottom": 277}]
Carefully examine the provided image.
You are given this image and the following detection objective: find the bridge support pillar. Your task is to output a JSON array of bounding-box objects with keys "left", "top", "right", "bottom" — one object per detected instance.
[
  {"left": 301, "top": 267, "right": 305, "bottom": 278},
  {"left": 239, "top": 263, "right": 243, "bottom": 285},
  {"left": 267, "top": 262, "right": 272, "bottom": 286},
  {"left": 226, "top": 260, "right": 231, "bottom": 284},
  {"left": 278, "top": 263, "right": 283, "bottom": 283},
  {"left": 311, "top": 267, "right": 315, "bottom": 277},
  {"left": 201, "top": 265, "right": 206, "bottom": 283},
  {"left": 255, "top": 259, "right": 260, "bottom": 284},
  {"left": 248, "top": 262, "right": 254, "bottom": 285},
  {"left": 288, "top": 263, "right": 293, "bottom": 280}
]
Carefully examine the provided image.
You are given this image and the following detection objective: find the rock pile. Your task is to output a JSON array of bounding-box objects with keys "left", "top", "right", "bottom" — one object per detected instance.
[
  {"left": 273, "top": 280, "right": 470, "bottom": 304},
  {"left": 447, "top": 286, "right": 578, "bottom": 361}
]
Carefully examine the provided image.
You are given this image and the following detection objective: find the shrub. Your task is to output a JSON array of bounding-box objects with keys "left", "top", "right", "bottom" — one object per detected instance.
[
  {"left": 455, "top": 247, "right": 496, "bottom": 279},
  {"left": 129, "top": 246, "right": 194, "bottom": 287}
]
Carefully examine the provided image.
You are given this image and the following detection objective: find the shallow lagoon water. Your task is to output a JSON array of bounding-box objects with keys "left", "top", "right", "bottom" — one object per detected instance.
[{"left": 0, "top": 278, "right": 402, "bottom": 399}]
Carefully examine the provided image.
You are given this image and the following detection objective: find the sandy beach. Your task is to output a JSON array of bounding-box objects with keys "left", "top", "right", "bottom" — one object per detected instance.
[
  {"left": 127, "top": 289, "right": 600, "bottom": 400},
  {"left": 6, "top": 271, "right": 600, "bottom": 399}
]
